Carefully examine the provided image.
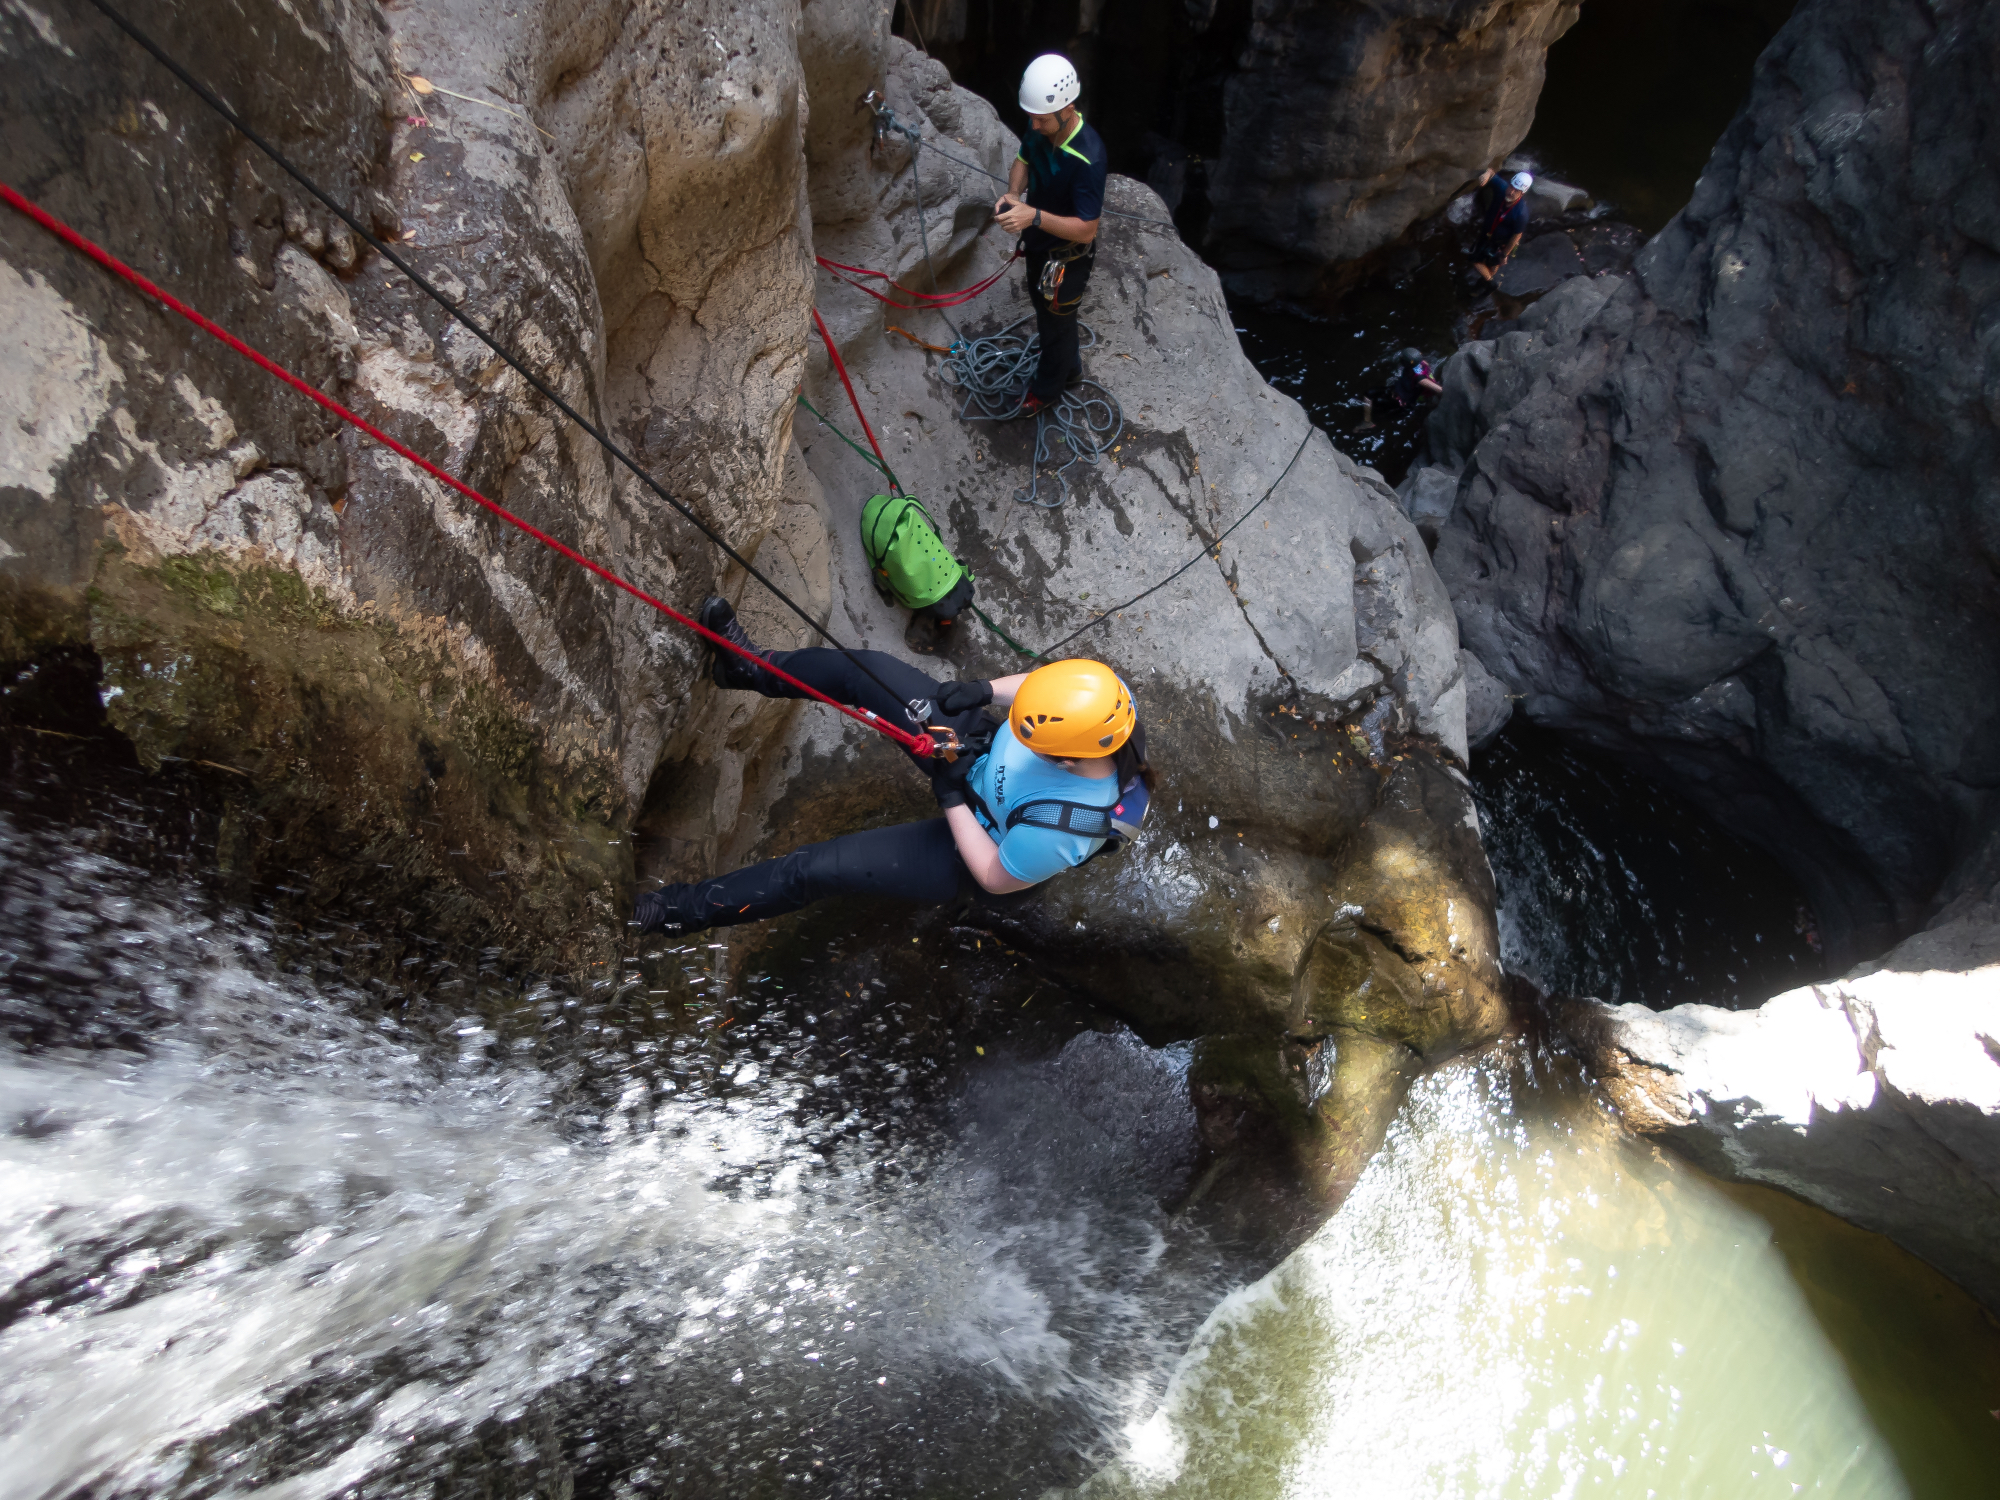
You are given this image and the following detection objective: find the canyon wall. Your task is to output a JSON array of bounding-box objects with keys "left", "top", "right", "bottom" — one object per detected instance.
[
  {"left": 890, "top": 0, "right": 1580, "bottom": 288},
  {"left": 1, "top": 0, "right": 1509, "bottom": 1197},
  {"left": 1413, "top": 0, "right": 2000, "bottom": 967},
  {"left": 1206, "top": 0, "right": 1581, "bottom": 288}
]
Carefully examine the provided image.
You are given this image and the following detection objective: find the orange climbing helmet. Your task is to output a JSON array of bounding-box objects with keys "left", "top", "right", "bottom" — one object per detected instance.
[{"left": 1009, "top": 659, "right": 1135, "bottom": 758}]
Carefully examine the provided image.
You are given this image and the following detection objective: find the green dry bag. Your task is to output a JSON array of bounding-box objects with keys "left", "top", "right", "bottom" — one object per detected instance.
[{"left": 860, "top": 493, "right": 974, "bottom": 620}]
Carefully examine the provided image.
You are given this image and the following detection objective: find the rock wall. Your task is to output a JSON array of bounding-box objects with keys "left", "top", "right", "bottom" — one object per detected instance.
[
  {"left": 1208, "top": 0, "right": 1582, "bottom": 291},
  {"left": 2, "top": 1, "right": 1507, "bottom": 1197},
  {"left": 1570, "top": 931, "right": 2000, "bottom": 1310},
  {"left": 0, "top": 0, "right": 817, "bottom": 963},
  {"left": 647, "top": 34, "right": 1510, "bottom": 1201},
  {"left": 1413, "top": 0, "right": 2000, "bottom": 966},
  {"left": 875, "top": 0, "right": 1580, "bottom": 288}
]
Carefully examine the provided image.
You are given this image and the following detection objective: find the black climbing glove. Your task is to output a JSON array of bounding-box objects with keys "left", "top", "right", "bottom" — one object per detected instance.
[
  {"left": 935, "top": 679, "right": 994, "bottom": 716},
  {"left": 925, "top": 750, "right": 974, "bottom": 810}
]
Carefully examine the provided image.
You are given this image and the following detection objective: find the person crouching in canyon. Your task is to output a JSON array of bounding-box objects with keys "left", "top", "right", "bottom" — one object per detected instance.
[
  {"left": 1470, "top": 168, "right": 1534, "bottom": 284},
  {"left": 1359, "top": 349, "right": 1444, "bottom": 430},
  {"left": 991, "top": 53, "right": 1106, "bottom": 417},
  {"left": 631, "top": 598, "right": 1155, "bottom": 936}
]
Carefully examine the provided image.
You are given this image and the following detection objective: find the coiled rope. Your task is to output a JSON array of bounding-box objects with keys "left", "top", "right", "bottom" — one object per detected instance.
[
  {"left": 944, "top": 318, "right": 1123, "bottom": 508},
  {"left": 852, "top": 96, "right": 1143, "bottom": 509}
]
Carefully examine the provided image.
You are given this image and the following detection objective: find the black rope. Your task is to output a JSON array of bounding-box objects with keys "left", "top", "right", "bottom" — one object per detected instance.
[
  {"left": 79, "top": 0, "right": 929, "bottom": 720},
  {"left": 1004, "top": 423, "right": 1319, "bottom": 659}
]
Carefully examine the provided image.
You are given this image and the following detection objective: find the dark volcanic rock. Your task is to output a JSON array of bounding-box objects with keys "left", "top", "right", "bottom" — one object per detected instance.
[{"left": 1416, "top": 0, "right": 2000, "bottom": 965}]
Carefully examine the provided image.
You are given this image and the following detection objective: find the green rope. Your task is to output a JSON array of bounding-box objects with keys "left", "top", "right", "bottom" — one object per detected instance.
[
  {"left": 971, "top": 604, "right": 1044, "bottom": 660},
  {"left": 796, "top": 395, "right": 901, "bottom": 493}
]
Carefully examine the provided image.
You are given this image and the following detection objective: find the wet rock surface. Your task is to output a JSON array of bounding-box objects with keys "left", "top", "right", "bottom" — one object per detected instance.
[
  {"left": 641, "top": 37, "right": 1509, "bottom": 1201},
  {"left": 4, "top": 1, "right": 1507, "bottom": 1205},
  {"left": 1569, "top": 938, "right": 2000, "bottom": 1312},
  {"left": 1411, "top": 0, "right": 2000, "bottom": 967}
]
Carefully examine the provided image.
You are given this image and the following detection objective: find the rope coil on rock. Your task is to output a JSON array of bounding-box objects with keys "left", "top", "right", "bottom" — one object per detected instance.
[
  {"left": 943, "top": 318, "right": 1123, "bottom": 508},
  {"left": 0, "top": 182, "right": 938, "bottom": 759}
]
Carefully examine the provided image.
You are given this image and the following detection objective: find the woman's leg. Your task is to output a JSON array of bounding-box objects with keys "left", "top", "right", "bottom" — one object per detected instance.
[{"left": 635, "top": 819, "right": 967, "bottom": 933}]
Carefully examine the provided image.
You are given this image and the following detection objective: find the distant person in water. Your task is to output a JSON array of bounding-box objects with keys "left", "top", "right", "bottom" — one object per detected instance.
[
  {"left": 1471, "top": 168, "right": 1534, "bottom": 282},
  {"left": 1358, "top": 349, "right": 1444, "bottom": 429},
  {"left": 631, "top": 599, "right": 1154, "bottom": 936}
]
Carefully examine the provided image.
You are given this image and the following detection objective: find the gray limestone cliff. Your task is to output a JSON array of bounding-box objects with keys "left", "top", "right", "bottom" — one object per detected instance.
[
  {"left": 0, "top": 0, "right": 1503, "bottom": 1199},
  {"left": 1208, "top": 0, "right": 1581, "bottom": 289}
]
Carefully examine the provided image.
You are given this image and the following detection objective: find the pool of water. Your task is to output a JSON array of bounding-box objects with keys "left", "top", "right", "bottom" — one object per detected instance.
[
  {"left": 1064, "top": 1049, "right": 2000, "bottom": 1499},
  {"left": 1470, "top": 720, "right": 1826, "bottom": 1009},
  {"left": 6, "top": 697, "right": 2000, "bottom": 1499}
]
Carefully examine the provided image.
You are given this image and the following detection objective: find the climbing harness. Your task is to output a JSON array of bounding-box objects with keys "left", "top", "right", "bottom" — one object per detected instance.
[
  {"left": 74, "top": 0, "right": 929, "bottom": 733},
  {"left": 968, "top": 424, "right": 1320, "bottom": 660},
  {"left": 0, "top": 183, "right": 939, "bottom": 761}
]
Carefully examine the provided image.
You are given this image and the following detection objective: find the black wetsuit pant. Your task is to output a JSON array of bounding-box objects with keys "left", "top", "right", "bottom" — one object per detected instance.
[
  {"left": 1026, "top": 241, "right": 1095, "bottom": 403},
  {"left": 663, "top": 649, "right": 996, "bottom": 931}
]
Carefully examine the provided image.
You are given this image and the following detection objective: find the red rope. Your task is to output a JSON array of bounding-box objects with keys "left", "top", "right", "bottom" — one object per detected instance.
[
  {"left": 810, "top": 307, "right": 899, "bottom": 495},
  {"left": 0, "top": 182, "right": 933, "bottom": 758},
  {"left": 815, "top": 252, "right": 1015, "bottom": 311}
]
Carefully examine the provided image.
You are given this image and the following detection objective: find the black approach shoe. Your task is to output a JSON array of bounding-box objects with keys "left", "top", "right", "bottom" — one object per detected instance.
[
  {"left": 632, "top": 883, "right": 709, "bottom": 935},
  {"left": 699, "top": 595, "right": 772, "bottom": 691}
]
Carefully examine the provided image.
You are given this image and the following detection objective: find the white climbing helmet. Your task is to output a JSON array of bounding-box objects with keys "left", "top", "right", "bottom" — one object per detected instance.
[
  {"left": 1019, "top": 54, "right": 1080, "bottom": 115},
  {"left": 1510, "top": 171, "right": 1535, "bottom": 193}
]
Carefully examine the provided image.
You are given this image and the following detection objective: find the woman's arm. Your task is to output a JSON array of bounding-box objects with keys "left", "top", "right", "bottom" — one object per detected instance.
[
  {"left": 943, "top": 803, "right": 1035, "bottom": 894},
  {"left": 987, "top": 672, "right": 1029, "bottom": 707}
]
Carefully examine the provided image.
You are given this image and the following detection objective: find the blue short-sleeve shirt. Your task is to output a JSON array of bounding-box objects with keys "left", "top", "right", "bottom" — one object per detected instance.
[
  {"left": 967, "top": 721, "right": 1121, "bottom": 884},
  {"left": 1017, "top": 116, "right": 1107, "bottom": 254}
]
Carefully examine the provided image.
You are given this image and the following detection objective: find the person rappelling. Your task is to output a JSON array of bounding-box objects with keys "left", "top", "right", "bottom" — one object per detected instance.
[
  {"left": 991, "top": 54, "right": 1106, "bottom": 417},
  {"left": 631, "top": 598, "right": 1154, "bottom": 936}
]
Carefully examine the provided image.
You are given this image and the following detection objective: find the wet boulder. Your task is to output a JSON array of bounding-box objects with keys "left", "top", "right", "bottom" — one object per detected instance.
[
  {"left": 1566, "top": 924, "right": 2000, "bottom": 1311},
  {"left": 1417, "top": 0, "right": 2000, "bottom": 967}
]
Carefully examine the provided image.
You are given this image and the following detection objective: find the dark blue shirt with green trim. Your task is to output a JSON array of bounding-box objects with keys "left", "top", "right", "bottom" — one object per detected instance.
[{"left": 1017, "top": 116, "right": 1106, "bottom": 254}]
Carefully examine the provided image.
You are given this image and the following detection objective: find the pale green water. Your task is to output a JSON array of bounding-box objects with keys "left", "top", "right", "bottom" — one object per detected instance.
[{"left": 1069, "top": 1051, "right": 1965, "bottom": 1500}]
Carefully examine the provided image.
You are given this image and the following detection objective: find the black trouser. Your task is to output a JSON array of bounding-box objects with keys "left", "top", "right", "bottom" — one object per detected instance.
[
  {"left": 1026, "top": 241, "right": 1095, "bottom": 402},
  {"left": 673, "top": 649, "right": 995, "bottom": 929}
]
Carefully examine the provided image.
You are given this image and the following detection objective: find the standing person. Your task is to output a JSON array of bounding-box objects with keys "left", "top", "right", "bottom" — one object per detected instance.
[
  {"left": 1358, "top": 348, "right": 1444, "bottom": 429},
  {"left": 631, "top": 597, "right": 1154, "bottom": 936},
  {"left": 992, "top": 54, "right": 1106, "bottom": 416},
  {"left": 1470, "top": 168, "right": 1534, "bottom": 283}
]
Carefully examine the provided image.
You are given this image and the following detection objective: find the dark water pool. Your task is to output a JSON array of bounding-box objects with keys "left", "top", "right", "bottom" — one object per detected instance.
[{"left": 1471, "top": 719, "right": 1825, "bottom": 1009}]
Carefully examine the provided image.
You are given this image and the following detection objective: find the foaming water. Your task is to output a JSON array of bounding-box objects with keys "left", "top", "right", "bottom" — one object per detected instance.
[
  {"left": 0, "top": 814, "right": 1230, "bottom": 1497},
  {"left": 1070, "top": 1054, "right": 1930, "bottom": 1499}
]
